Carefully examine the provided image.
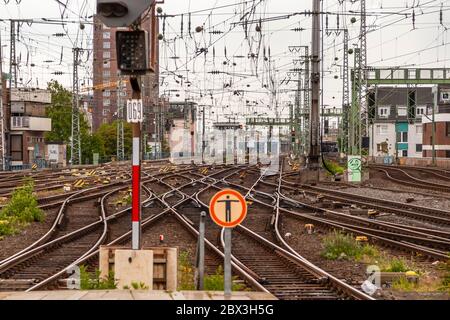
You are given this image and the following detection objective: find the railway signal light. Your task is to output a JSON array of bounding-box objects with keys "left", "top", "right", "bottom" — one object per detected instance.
[{"left": 116, "top": 30, "right": 149, "bottom": 75}]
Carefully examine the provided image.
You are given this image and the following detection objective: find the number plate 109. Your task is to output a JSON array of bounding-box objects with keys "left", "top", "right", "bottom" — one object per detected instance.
[{"left": 126, "top": 99, "right": 144, "bottom": 123}]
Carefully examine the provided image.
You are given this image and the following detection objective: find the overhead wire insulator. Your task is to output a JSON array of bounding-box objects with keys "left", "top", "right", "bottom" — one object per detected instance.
[
  {"left": 180, "top": 14, "right": 184, "bottom": 37},
  {"left": 188, "top": 13, "right": 192, "bottom": 37}
]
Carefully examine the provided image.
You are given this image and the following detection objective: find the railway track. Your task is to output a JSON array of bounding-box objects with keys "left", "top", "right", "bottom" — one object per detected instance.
[
  {"left": 370, "top": 165, "right": 450, "bottom": 193},
  {"left": 220, "top": 166, "right": 450, "bottom": 260}
]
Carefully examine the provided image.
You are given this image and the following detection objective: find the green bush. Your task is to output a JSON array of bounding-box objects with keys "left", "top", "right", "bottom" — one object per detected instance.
[
  {"left": 321, "top": 231, "right": 378, "bottom": 261},
  {"left": 0, "top": 178, "right": 44, "bottom": 236},
  {"left": 178, "top": 250, "right": 196, "bottom": 290},
  {"left": 439, "top": 255, "right": 450, "bottom": 292},
  {"left": 323, "top": 159, "right": 345, "bottom": 175},
  {"left": 79, "top": 265, "right": 117, "bottom": 290},
  {"left": 204, "top": 266, "right": 245, "bottom": 292},
  {"left": 381, "top": 258, "right": 410, "bottom": 273}
]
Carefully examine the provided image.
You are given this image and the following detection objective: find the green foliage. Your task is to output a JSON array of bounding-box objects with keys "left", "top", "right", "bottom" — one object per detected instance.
[
  {"left": 79, "top": 265, "right": 117, "bottom": 290},
  {"left": 178, "top": 250, "right": 196, "bottom": 290},
  {"left": 204, "top": 266, "right": 246, "bottom": 291},
  {"left": 381, "top": 258, "right": 410, "bottom": 273},
  {"left": 45, "top": 80, "right": 94, "bottom": 163},
  {"left": 321, "top": 231, "right": 378, "bottom": 261},
  {"left": 439, "top": 255, "right": 450, "bottom": 292},
  {"left": 131, "top": 282, "right": 149, "bottom": 290},
  {"left": 96, "top": 121, "right": 132, "bottom": 159},
  {"left": 323, "top": 159, "right": 345, "bottom": 175},
  {"left": 45, "top": 80, "right": 73, "bottom": 144},
  {"left": 392, "top": 277, "right": 418, "bottom": 291},
  {"left": 0, "top": 178, "right": 44, "bottom": 236}
]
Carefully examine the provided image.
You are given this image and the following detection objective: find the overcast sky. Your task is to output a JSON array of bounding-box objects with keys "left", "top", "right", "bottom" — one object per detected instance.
[{"left": 0, "top": 0, "right": 449, "bottom": 121}]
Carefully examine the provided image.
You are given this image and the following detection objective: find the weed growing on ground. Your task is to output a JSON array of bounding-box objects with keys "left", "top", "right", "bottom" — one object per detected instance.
[
  {"left": 79, "top": 265, "right": 117, "bottom": 290},
  {"left": 321, "top": 231, "right": 378, "bottom": 261},
  {"left": 0, "top": 178, "right": 44, "bottom": 237}
]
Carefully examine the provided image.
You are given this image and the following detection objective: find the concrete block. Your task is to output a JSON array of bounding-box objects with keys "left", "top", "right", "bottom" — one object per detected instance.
[
  {"left": 114, "top": 249, "right": 154, "bottom": 290},
  {"left": 299, "top": 169, "right": 320, "bottom": 184}
]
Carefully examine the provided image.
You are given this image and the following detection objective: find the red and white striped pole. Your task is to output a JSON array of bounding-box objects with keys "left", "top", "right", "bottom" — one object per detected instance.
[{"left": 131, "top": 76, "right": 141, "bottom": 250}]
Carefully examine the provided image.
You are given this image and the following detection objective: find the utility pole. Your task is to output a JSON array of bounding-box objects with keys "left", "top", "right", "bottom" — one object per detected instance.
[
  {"left": 326, "top": 28, "right": 349, "bottom": 154},
  {"left": 308, "top": 0, "right": 321, "bottom": 170},
  {"left": 359, "top": 0, "right": 369, "bottom": 145},
  {"left": 9, "top": 21, "right": 17, "bottom": 89},
  {"left": 71, "top": 48, "right": 82, "bottom": 165},
  {"left": 202, "top": 106, "right": 206, "bottom": 163},
  {"left": 117, "top": 77, "right": 125, "bottom": 161},
  {"left": 0, "top": 30, "right": 5, "bottom": 171},
  {"left": 432, "top": 86, "right": 438, "bottom": 166}
]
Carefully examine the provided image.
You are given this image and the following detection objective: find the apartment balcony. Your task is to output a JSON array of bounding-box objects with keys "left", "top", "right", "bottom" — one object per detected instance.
[{"left": 11, "top": 116, "right": 52, "bottom": 132}]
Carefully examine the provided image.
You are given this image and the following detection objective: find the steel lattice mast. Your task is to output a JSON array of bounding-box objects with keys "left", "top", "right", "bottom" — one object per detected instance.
[
  {"left": 71, "top": 48, "right": 82, "bottom": 165},
  {"left": 326, "top": 28, "right": 349, "bottom": 154},
  {"left": 359, "top": 0, "right": 368, "bottom": 143}
]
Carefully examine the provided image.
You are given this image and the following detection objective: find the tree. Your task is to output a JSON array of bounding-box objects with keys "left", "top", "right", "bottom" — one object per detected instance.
[
  {"left": 96, "top": 121, "right": 132, "bottom": 159},
  {"left": 46, "top": 80, "right": 93, "bottom": 163},
  {"left": 45, "top": 80, "right": 73, "bottom": 143}
]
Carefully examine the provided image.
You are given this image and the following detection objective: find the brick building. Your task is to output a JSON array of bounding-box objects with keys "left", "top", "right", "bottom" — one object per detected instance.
[
  {"left": 422, "top": 85, "right": 450, "bottom": 158},
  {"left": 92, "top": 10, "right": 160, "bottom": 139}
]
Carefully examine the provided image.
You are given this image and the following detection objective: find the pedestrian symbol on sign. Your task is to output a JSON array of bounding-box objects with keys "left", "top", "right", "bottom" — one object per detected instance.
[{"left": 209, "top": 189, "right": 247, "bottom": 228}]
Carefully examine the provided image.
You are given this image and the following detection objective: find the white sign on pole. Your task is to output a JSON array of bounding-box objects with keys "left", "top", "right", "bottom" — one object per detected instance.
[{"left": 126, "top": 99, "right": 144, "bottom": 123}]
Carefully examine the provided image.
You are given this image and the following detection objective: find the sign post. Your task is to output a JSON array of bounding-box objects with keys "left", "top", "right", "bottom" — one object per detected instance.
[
  {"left": 128, "top": 78, "right": 144, "bottom": 250},
  {"left": 209, "top": 189, "right": 247, "bottom": 299},
  {"left": 196, "top": 211, "right": 206, "bottom": 290}
]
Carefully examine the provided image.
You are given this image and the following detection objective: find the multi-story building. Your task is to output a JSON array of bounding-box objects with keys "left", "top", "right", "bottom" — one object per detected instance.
[
  {"left": 166, "top": 101, "right": 197, "bottom": 159},
  {"left": 92, "top": 10, "right": 159, "bottom": 140},
  {"left": 422, "top": 85, "right": 450, "bottom": 158},
  {"left": 8, "top": 88, "right": 52, "bottom": 166},
  {"left": 369, "top": 87, "right": 432, "bottom": 158}
]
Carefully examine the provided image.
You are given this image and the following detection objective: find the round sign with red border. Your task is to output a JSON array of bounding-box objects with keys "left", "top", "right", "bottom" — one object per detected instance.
[{"left": 209, "top": 189, "right": 247, "bottom": 228}]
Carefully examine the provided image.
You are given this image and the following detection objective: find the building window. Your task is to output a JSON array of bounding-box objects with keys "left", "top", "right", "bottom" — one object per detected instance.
[
  {"left": 103, "top": 41, "right": 111, "bottom": 49},
  {"left": 397, "top": 106, "right": 407, "bottom": 116},
  {"left": 401, "top": 150, "right": 408, "bottom": 157},
  {"left": 103, "top": 118, "right": 108, "bottom": 124},
  {"left": 103, "top": 61, "right": 110, "bottom": 68},
  {"left": 416, "top": 125, "right": 423, "bottom": 134},
  {"left": 103, "top": 90, "right": 111, "bottom": 97},
  {"left": 446, "top": 122, "right": 450, "bottom": 137},
  {"left": 377, "top": 142, "right": 388, "bottom": 153},
  {"left": 104, "top": 99, "right": 111, "bottom": 106},
  {"left": 376, "top": 125, "right": 388, "bottom": 135},
  {"left": 446, "top": 150, "right": 450, "bottom": 158},
  {"left": 397, "top": 131, "right": 408, "bottom": 143},
  {"left": 416, "top": 144, "right": 422, "bottom": 152},
  {"left": 103, "top": 70, "right": 111, "bottom": 78},
  {"left": 103, "top": 31, "right": 111, "bottom": 39},
  {"left": 378, "top": 107, "right": 390, "bottom": 118},
  {"left": 102, "top": 109, "right": 110, "bottom": 116},
  {"left": 103, "top": 51, "right": 111, "bottom": 59},
  {"left": 10, "top": 135, "right": 23, "bottom": 161},
  {"left": 416, "top": 107, "right": 426, "bottom": 116}
]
